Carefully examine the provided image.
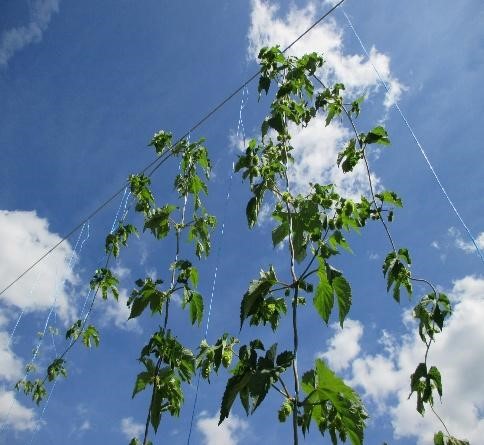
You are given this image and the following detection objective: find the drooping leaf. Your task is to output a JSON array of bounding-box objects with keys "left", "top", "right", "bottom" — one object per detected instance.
[
  {"left": 240, "top": 266, "right": 278, "bottom": 328},
  {"left": 183, "top": 289, "right": 204, "bottom": 326},
  {"left": 132, "top": 371, "right": 152, "bottom": 398},
  {"left": 219, "top": 373, "right": 251, "bottom": 424},
  {"left": 313, "top": 257, "right": 334, "bottom": 324},
  {"left": 333, "top": 275, "right": 352, "bottom": 327},
  {"left": 82, "top": 325, "right": 100, "bottom": 348}
]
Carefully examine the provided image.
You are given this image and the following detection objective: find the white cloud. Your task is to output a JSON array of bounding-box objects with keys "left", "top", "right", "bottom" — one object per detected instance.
[
  {"left": 247, "top": 1, "right": 392, "bottom": 197},
  {"left": 197, "top": 412, "right": 248, "bottom": 445},
  {"left": 347, "top": 276, "right": 484, "bottom": 444},
  {"left": 248, "top": 0, "right": 404, "bottom": 108},
  {"left": 317, "top": 319, "right": 363, "bottom": 372},
  {"left": 0, "top": 0, "right": 61, "bottom": 67},
  {"left": 287, "top": 117, "right": 379, "bottom": 197},
  {"left": 79, "top": 419, "right": 91, "bottom": 431},
  {"left": 100, "top": 289, "right": 141, "bottom": 333},
  {"left": 448, "top": 226, "right": 484, "bottom": 254},
  {"left": 0, "top": 331, "right": 23, "bottom": 382},
  {"left": 0, "top": 210, "right": 78, "bottom": 322},
  {"left": 0, "top": 390, "right": 36, "bottom": 432},
  {"left": 120, "top": 417, "right": 144, "bottom": 441}
]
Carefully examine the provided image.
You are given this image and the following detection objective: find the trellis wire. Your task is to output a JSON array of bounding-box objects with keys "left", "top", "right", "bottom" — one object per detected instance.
[{"left": 342, "top": 8, "right": 484, "bottom": 266}]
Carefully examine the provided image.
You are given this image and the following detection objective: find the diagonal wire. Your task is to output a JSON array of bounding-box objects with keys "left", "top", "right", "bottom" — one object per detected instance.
[
  {"left": 0, "top": 0, "right": 347, "bottom": 300},
  {"left": 341, "top": 9, "right": 484, "bottom": 266}
]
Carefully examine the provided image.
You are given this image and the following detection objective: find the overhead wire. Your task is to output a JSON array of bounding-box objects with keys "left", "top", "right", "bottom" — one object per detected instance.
[
  {"left": 1, "top": 0, "right": 348, "bottom": 438},
  {"left": 341, "top": 8, "right": 484, "bottom": 266},
  {"left": 0, "top": 0, "right": 347, "bottom": 300}
]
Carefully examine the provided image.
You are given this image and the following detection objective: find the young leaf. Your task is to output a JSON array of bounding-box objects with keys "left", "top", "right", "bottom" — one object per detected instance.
[{"left": 82, "top": 325, "right": 100, "bottom": 348}]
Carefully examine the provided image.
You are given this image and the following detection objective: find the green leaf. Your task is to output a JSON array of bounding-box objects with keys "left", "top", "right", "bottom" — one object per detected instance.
[
  {"left": 144, "top": 205, "right": 176, "bottom": 239},
  {"left": 433, "top": 432, "right": 445, "bottom": 445},
  {"left": 313, "top": 257, "right": 334, "bottom": 324},
  {"left": 428, "top": 366, "right": 443, "bottom": 398},
  {"left": 301, "top": 359, "right": 367, "bottom": 445},
  {"left": 246, "top": 196, "right": 260, "bottom": 228},
  {"left": 364, "top": 126, "right": 390, "bottom": 145},
  {"left": 240, "top": 266, "right": 278, "bottom": 328},
  {"left": 90, "top": 268, "right": 119, "bottom": 300},
  {"left": 129, "top": 295, "right": 150, "bottom": 320},
  {"left": 66, "top": 319, "right": 82, "bottom": 341},
  {"left": 276, "top": 350, "right": 294, "bottom": 368},
  {"left": 376, "top": 190, "right": 403, "bottom": 208},
  {"left": 333, "top": 275, "right": 352, "bottom": 327},
  {"left": 337, "top": 139, "right": 362, "bottom": 173},
  {"left": 183, "top": 289, "right": 204, "bottom": 326},
  {"left": 219, "top": 373, "right": 251, "bottom": 424},
  {"left": 132, "top": 371, "right": 152, "bottom": 398},
  {"left": 149, "top": 129, "right": 173, "bottom": 155},
  {"left": 82, "top": 325, "right": 100, "bottom": 348},
  {"left": 150, "top": 385, "right": 162, "bottom": 433},
  {"left": 47, "top": 358, "right": 67, "bottom": 382},
  {"left": 272, "top": 222, "right": 289, "bottom": 247}
]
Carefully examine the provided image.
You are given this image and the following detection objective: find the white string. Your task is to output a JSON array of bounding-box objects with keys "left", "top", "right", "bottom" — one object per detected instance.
[
  {"left": 0, "top": 221, "right": 90, "bottom": 435},
  {"left": 26, "top": 188, "right": 131, "bottom": 443},
  {"left": 342, "top": 9, "right": 484, "bottom": 266},
  {"left": 186, "top": 87, "right": 247, "bottom": 444}
]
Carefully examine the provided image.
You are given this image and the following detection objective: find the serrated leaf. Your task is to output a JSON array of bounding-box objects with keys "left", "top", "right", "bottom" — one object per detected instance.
[
  {"left": 428, "top": 366, "right": 442, "bottom": 398},
  {"left": 333, "top": 275, "right": 352, "bottom": 327},
  {"left": 82, "top": 325, "right": 100, "bottom": 348},
  {"left": 188, "top": 291, "right": 204, "bottom": 326},
  {"left": 433, "top": 431, "right": 445, "bottom": 445},
  {"left": 313, "top": 257, "right": 334, "bottom": 324},
  {"left": 132, "top": 371, "right": 151, "bottom": 398},
  {"left": 219, "top": 373, "right": 251, "bottom": 424},
  {"left": 276, "top": 350, "right": 294, "bottom": 368},
  {"left": 272, "top": 222, "right": 289, "bottom": 247},
  {"left": 364, "top": 126, "right": 390, "bottom": 145},
  {"left": 129, "top": 296, "right": 150, "bottom": 320},
  {"left": 301, "top": 359, "right": 367, "bottom": 445},
  {"left": 376, "top": 190, "right": 403, "bottom": 208},
  {"left": 240, "top": 267, "right": 277, "bottom": 328},
  {"left": 150, "top": 386, "right": 162, "bottom": 433}
]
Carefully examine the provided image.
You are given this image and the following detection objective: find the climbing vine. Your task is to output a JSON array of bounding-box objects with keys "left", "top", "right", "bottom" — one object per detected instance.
[{"left": 15, "top": 47, "right": 469, "bottom": 445}]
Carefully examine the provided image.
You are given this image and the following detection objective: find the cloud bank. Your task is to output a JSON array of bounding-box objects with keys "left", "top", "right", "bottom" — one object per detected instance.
[
  {"left": 319, "top": 275, "right": 484, "bottom": 444},
  {"left": 247, "top": 0, "right": 400, "bottom": 197}
]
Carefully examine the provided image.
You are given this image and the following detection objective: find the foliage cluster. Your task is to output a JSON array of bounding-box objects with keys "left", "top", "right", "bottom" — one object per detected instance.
[{"left": 15, "top": 47, "right": 469, "bottom": 445}]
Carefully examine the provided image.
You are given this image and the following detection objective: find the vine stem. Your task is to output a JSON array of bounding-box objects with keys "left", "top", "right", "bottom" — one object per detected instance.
[
  {"left": 281, "top": 140, "right": 300, "bottom": 445},
  {"left": 312, "top": 74, "right": 456, "bottom": 440}
]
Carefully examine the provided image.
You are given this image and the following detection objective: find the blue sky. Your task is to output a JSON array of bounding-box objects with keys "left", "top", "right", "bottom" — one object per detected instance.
[{"left": 1, "top": 1, "right": 484, "bottom": 444}]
